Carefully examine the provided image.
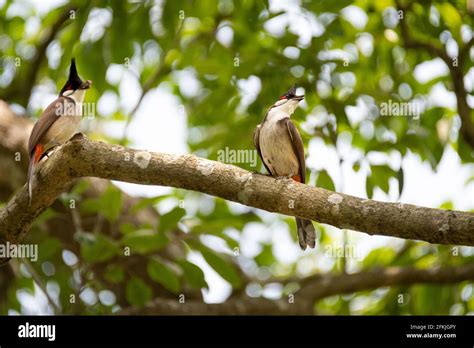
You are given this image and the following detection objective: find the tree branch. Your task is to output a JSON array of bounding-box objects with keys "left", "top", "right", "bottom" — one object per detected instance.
[
  {"left": 0, "top": 102, "right": 200, "bottom": 307},
  {"left": 396, "top": 1, "right": 451, "bottom": 66},
  {"left": 3, "top": 6, "right": 76, "bottom": 105},
  {"left": 120, "top": 21, "right": 183, "bottom": 143},
  {"left": 119, "top": 264, "right": 474, "bottom": 315},
  {"left": 397, "top": 1, "right": 474, "bottom": 149},
  {"left": 0, "top": 134, "right": 473, "bottom": 255},
  {"left": 459, "top": 37, "right": 474, "bottom": 67},
  {"left": 20, "top": 259, "right": 61, "bottom": 314},
  {"left": 298, "top": 264, "right": 474, "bottom": 302},
  {"left": 119, "top": 296, "right": 310, "bottom": 315}
]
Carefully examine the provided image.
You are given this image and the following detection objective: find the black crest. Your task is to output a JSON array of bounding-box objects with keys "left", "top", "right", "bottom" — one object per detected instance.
[{"left": 60, "top": 58, "right": 84, "bottom": 95}]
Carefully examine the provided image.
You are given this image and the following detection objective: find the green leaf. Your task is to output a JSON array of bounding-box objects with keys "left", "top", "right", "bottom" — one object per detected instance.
[
  {"left": 179, "top": 260, "right": 208, "bottom": 289},
  {"left": 412, "top": 284, "right": 452, "bottom": 314},
  {"left": 130, "top": 195, "right": 173, "bottom": 213},
  {"left": 35, "top": 208, "right": 59, "bottom": 225},
  {"left": 353, "top": 162, "right": 361, "bottom": 172},
  {"left": 362, "top": 247, "right": 396, "bottom": 268},
  {"left": 304, "top": 0, "right": 353, "bottom": 14},
  {"left": 437, "top": 3, "right": 462, "bottom": 32},
  {"left": 147, "top": 259, "right": 180, "bottom": 293},
  {"left": 191, "top": 223, "right": 240, "bottom": 250},
  {"left": 201, "top": 249, "right": 241, "bottom": 288},
  {"left": 119, "top": 222, "right": 136, "bottom": 235},
  {"left": 121, "top": 229, "right": 169, "bottom": 254},
  {"left": 439, "top": 201, "right": 453, "bottom": 210},
  {"left": 71, "top": 180, "right": 91, "bottom": 197},
  {"left": 466, "top": 175, "right": 474, "bottom": 185},
  {"left": 100, "top": 186, "right": 122, "bottom": 222},
  {"left": 16, "top": 277, "right": 35, "bottom": 294},
  {"left": 255, "top": 244, "right": 275, "bottom": 267},
  {"left": 367, "top": 165, "right": 397, "bottom": 196},
  {"left": 370, "top": 165, "right": 391, "bottom": 194},
  {"left": 80, "top": 233, "right": 118, "bottom": 263},
  {"left": 158, "top": 207, "right": 186, "bottom": 233},
  {"left": 104, "top": 264, "right": 125, "bottom": 284},
  {"left": 125, "top": 277, "right": 152, "bottom": 307},
  {"left": 7, "top": 17, "right": 24, "bottom": 41},
  {"left": 80, "top": 198, "right": 101, "bottom": 215},
  {"left": 397, "top": 166, "right": 404, "bottom": 198},
  {"left": 37, "top": 237, "right": 62, "bottom": 260},
  {"left": 366, "top": 176, "right": 374, "bottom": 199}
]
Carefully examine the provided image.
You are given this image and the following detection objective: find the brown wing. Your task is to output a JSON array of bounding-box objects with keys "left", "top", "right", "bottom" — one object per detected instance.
[
  {"left": 253, "top": 124, "right": 272, "bottom": 175},
  {"left": 28, "top": 96, "right": 72, "bottom": 155},
  {"left": 284, "top": 118, "right": 306, "bottom": 183}
]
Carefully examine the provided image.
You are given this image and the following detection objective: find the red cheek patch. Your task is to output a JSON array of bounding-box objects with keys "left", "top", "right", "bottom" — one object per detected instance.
[{"left": 34, "top": 144, "right": 44, "bottom": 162}]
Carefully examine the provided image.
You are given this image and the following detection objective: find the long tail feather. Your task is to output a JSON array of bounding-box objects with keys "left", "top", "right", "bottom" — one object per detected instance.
[
  {"left": 296, "top": 218, "right": 316, "bottom": 250},
  {"left": 27, "top": 155, "right": 36, "bottom": 205}
]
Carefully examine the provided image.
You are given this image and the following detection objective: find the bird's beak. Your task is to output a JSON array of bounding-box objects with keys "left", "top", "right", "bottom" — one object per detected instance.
[{"left": 80, "top": 80, "right": 92, "bottom": 90}]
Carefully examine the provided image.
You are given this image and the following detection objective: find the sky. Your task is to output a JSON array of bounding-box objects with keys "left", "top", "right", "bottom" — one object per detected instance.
[{"left": 3, "top": 0, "right": 474, "bottom": 311}]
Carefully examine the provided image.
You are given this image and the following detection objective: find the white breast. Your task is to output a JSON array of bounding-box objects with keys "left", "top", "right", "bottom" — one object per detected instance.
[
  {"left": 259, "top": 113, "right": 299, "bottom": 177},
  {"left": 63, "top": 88, "right": 86, "bottom": 105}
]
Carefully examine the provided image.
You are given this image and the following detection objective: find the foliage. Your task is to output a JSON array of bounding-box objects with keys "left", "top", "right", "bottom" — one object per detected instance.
[{"left": 0, "top": 0, "right": 473, "bottom": 315}]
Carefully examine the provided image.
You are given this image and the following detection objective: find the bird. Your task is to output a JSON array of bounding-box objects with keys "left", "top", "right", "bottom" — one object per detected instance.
[
  {"left": 27, "top": 58, "right": 92, "bottom": 203},
  {"left": 253, "top": 85, "right": 316, "bottom": 250}
]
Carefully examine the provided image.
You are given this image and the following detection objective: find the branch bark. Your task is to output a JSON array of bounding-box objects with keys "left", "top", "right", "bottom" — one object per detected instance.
[
  {"left": 119, "top": 296, "right": 311, "bottom": 315},
  {"left": 0, "top": 103, "right": 197, "bottom": 309},
  {"left": 0, "top": 134, "right": 473, "bottom": 254},
  {"left": 119, "top": 264, "right": 474, "bottom": 315},
  {"left": 298, "top": 263, "right": 474, "bottom": 302}
]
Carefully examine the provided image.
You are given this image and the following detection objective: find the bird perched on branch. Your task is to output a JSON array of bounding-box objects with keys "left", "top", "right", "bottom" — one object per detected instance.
[
  {"left": 27, "top": 58, "right": 92, "bottom": 203},
  {"left": 253, "top": 86, "right": 316, "bottom": 250}
]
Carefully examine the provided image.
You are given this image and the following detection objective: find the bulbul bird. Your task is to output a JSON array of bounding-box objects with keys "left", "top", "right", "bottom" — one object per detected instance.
[
  {"left": 253, "top": 86, "right": 316, "bottom": 250},
  {"left": 27, "top": 58, "right": 91, "bottom": 202}
]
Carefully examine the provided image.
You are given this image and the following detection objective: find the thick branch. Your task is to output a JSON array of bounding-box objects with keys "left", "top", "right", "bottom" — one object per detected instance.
[
  {"left": 0, "top": 102, "right": 198, "bottom": 308},
  {"left": 0, "top": 135, "right": 473, "bottom": 250},
  {"left": 120, "top": 264, "right": 474, "bottom": 315},
  {"left": 119, "top": 296, "right": 310, "bottom": 315},
  {"left": 299, "top": 264, "right": 474, "bottom": 302}
]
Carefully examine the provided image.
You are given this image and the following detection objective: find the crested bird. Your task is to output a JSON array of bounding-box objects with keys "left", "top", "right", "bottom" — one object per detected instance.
[{"left": 27, "top": 58, "right": 91, "bottom": 203}]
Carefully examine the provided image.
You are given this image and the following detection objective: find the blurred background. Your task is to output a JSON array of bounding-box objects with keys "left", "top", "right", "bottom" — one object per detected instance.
[{"left": 0, "top": 0, "right": 473, "bottom": 315}]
